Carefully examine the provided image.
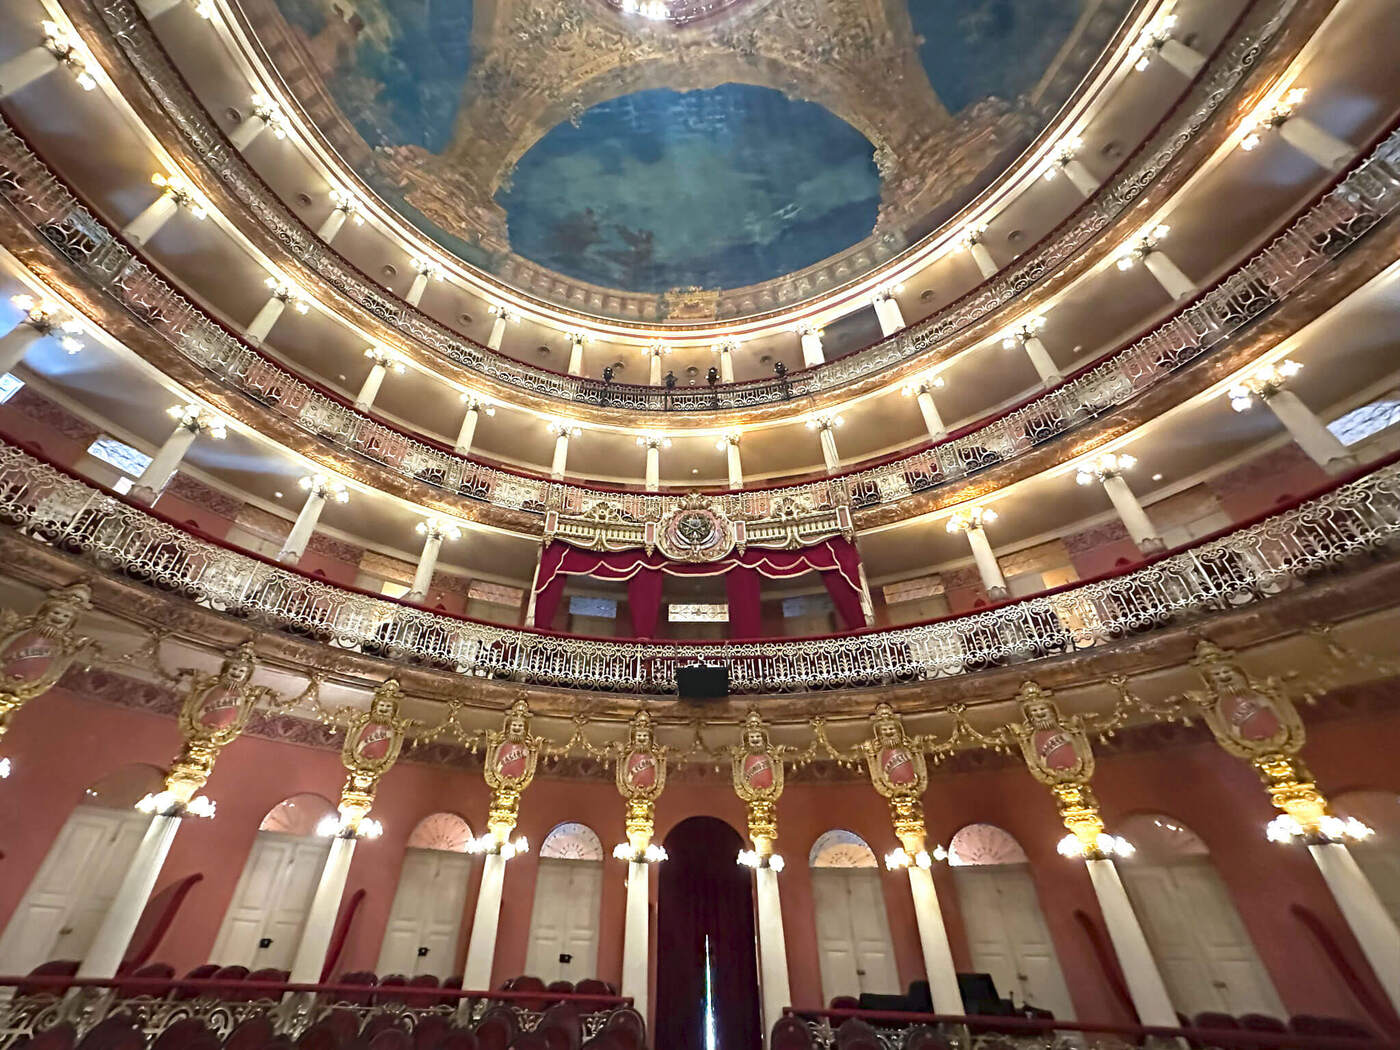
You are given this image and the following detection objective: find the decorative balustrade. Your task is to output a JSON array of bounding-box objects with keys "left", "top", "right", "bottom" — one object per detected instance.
[
  {"left": 2, "top": 110, "right": 1397, "bottom": 523},
  {"left": 80, "top": 0, "right": 1288, "bottom": 412},
  {"left": 1, "top": 440, "right": 1396, "bottom": 695}
]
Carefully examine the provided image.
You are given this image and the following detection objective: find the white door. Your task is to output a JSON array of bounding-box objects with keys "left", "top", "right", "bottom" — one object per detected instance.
[
  {"left": 212, "top": 832, "right": 330, "bottom": 969},
  {"left": 377, "top": 849, "right": 473, "bottom": 977},
  {"left": 0, "top": 806, "right": 151, "bottom": 975},
  {"left": 810, "top": 868, "right": 900, "bottom": 1003},
  {"left": 952, "top": 865, "right": 1075, "bottom": 1019},
  {"left": 523, "top": 859, "right": 603, "bottom": 984},
  {"left": 1120, "top": 859, "right": 1283, "bottom": 1018}
]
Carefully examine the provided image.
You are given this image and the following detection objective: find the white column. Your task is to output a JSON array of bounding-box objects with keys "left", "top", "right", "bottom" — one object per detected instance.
[
  {"left": 76, "top": 815, "right": 181, "bottom": 979},
  {"left": 0, "top": 46, "right": 60, "bottom": 99},
  {"left": 288, "top": 835, "right": 357, "bottom": 982},
  {"left": 462, "top": 852, "right": 507, "bottom": 994},
  {"left": 229, "top": 115, "right": 270, "bottom": 152},
  {"left": 962, "top": 524, "right": 1007, "bottom": 600},
  {"left": 1086, "top": 859, "right": 1178, "bottom": 1026},
  {"left": 717, "top": 343, "right": 735, "bottom": 383},
  {"left": 725, "top": 439, "right": 743, "bottom": 489},
  {"left": 873, "top": 296, "right": 905, "bottom": 337},
  {"left": 0, "top": 321, "right": 47, "bottom": 375},
  {"left": 1158, "top": 38, "right": 1205, "bottom": 78},
  {"left": 487, "top": 315, "right": 509, "bottom": 351},
  {"left": 906, "top": 866, "right": 965, "bottom": 1014},
  {"left": 277, "top": 487, "right": 336, "bottom": 564},
  {"left": 455, "top": 403, "right": 482, "bottom": 456},
  {"left": 755, "top": 867, "right": 791, "bottom": 1039},
  {"left": 969, "top": 242, "right": 998, "bottom": 279},
  {"left": 244, "top": 296, "right": 288, "bottom": 347},
  {"left": 1143, "top": 250, "right": 1196, "bottom": 300},
  {"left": 405, "top": 261, "right": 442, "bottom": 308},
  {"left": 1060, "top": 158, "right": 1099, "bottom": 196},
  {"left": 408, "top": 531, "right": 444, "bottom": 603},
  {"left": 1278, "top": 118, "right": 1352, "bottom": 171},
  {"left": 621, "top": 860, "right": 651, "bottom": 1019},
  {"left": 798, "top": 328, "right": 824, "bottom": 368},
  {"left": 1263, "top": 389, "right": 1356, "bottom": 472},
  {"left": 1309, "top": 843, "right": 1400, "bottom": 1012},
  {"left": 121, "top": 192, "right": 180, "bottom": 248},
  {"left": 644, "top": 445, "right": 660, "bottom": 492},
  {"left": 915, "top": 389, "right": 946, "bottom": 442},
  {"left": 567, "top": 337, "right": 585, "bottom": 377},
  {"left": 132, "top": 425, "right": 199, "bottom": 502},
  {"left": 1018, "top": 335, "right": 1060, "bottom": 386},
  {"left": 317, "top": 209, "right": 349, "bottom": 242},
  {"left": 354, "top": 361, "right": 388, "bottom": 412},
  {"left": 649, "top": 352, "right": 664, "bottom": 386},
  {"left": 1101, "top": 473, "right": 1164, "bottom": 553},
  {"left": 816, "top": 424, "right": 840, "bottom": 474},
  {"left": 551, "top": 433, "right": 570, "bottom": 480}
]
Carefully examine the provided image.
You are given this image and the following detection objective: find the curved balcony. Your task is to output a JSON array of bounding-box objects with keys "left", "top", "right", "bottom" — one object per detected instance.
[
  {"left": 2, "top": 437, "right": 1396, "bottom": 696},
  {"left": 67, "top": 0, "right": 1298, "bottom": 415},
  {"left": 5, "top": 109, "right": 1398, "bottom": 528}
]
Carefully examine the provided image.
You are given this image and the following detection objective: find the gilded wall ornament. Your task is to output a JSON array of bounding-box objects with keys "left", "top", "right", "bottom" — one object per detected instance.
[
  {"left": 337, "top": 679, "right": 409, "bottom": 828},
  {"left": 729, "top": 709, "right": 785, "bottom": 854},
  {"left": 616, "top": 708, "right": 669, "bottom": 851},
  {"left": 1010, "top": 681, "right": 1105, "bottom": 853},
  {"left": 165, "top": 641, "right": 269, "bottom": 803},
  {"left": 0, "top": 580, "right": 94, "bottom": 740},
  {"left": 483, "top": 697, "right": 544, "bottom": 840}
]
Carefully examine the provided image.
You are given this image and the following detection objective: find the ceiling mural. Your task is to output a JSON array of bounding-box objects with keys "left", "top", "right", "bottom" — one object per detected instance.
[{"left": 255, "top": 0, "right": 1136, "bottom": 315}]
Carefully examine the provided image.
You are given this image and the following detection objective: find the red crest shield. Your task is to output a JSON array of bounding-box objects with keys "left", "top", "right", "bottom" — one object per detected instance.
[
  {"left": 1219, "top": 693, "right": 1282, "bottom": 743},
  {"left": 742, "top": 753, "right": 775, "bottom": 792},
  {"left": 1033, "top": 729, "right": 1078, "bottom": 772},
  {"left": 197, "top": 684, "right": 242, "bottom": 729},
  {"left": 355, "top": 722, "right": 393, "bottom": 762},
  {"left": 625, "top": 751, "right": 657, "bottom": 791},
  {"left": 494, "top": 742, "right": 529, "bottom": 783},
  {"left": 1, "top": 632, "right": 58, "bottom": 685},
  {"left": 880, "top": 746, "right": 916, "bottom": 786}
]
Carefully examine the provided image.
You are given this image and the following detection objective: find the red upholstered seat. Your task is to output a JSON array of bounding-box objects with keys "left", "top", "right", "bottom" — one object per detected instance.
[
  {"left": 75, "top": 1017, "right": 144, "bottom": 1050},
  {"left": 210, "top": 965, "right": 250, "bottom": 1001},
  {"left": 474, "top": 1007, "right": 518, "bottom": 1050},
  {"left": 827, "top": 996, "right": 859, "bottom": 1011},
  {"left": 904, "top": 1027, "right": 951, "bottom": 1050},
  {"left": 118, "top": 962, "right": 175, "bottom": 999},
  {"left": 833, "top": 1018, "right": 882, "bottom": 1050},
  {"left": 245, "top": 968, "right": 289, "bottom": 1001},
  {"left": 1290, "top": 1015, "right": 1377, "bottom": 1038},
  {"left": 506, "top": 1036, "right": 546, "bottom": 1050},
  {"left": 225, "top": 1016, "right": 277, "bottom": 1050},
  {"left": 363, "top": 1017, "right": 406, "bottom": 1043},
  {"left": 173, "top": 964, "right": 220, "bottom": 1001},
  {"left": 1238, "top": 1014, "right": 1286, "bottom": 1033},
  {"left": 297, "top": 1024, "right": 345, "bottom": 1050},
  {"left": 536, "top": 1004, "right": 581, "bottom": 1050},
  {"left": 17, "top": 960, "right": 79, "bottom": 998},
  {"left": 376, "top": 975, "right": 409, "bottom": 1005},
  {"left": 368, "top": 1030, "right": 411, "bottom": 1050},
  {"left": 333, "top": 972, "right": 378, "bottom": 1006},
  {"left": 152, "top": 1018, "right": 212, "bottom": 1050},
  {"left": 23, "top": 1025, "right": 77, "bottom": 1050},
  {"left": 599, "top": 1010, "right": 643, "bottom": 1050},
  {"left": 437, "top": 976, "right": 464, "bottom": 1007},
  {"left": 437, "top": 1031, "right": 479, "bottom": 1050},
  {"left": 411, "top": 1015, "right": 452, "bottom": 1050}
]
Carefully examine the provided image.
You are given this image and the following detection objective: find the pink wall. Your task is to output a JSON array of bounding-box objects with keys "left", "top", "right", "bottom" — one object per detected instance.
[{"left": 3, "top": 686, "right": 1399, "bottom": 1030}]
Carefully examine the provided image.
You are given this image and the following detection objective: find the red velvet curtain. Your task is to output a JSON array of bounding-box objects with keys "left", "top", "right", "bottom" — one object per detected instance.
[
  {"left": 627, "top": 568, "right": 664, "bottom": 638},
  {"left": 529, "top": 537, "right": 867, "bottom": 634},
  {"left": 656, "top": 817, "right": 761, "bottom": 1050},
  {"left": 725, "top": 566, "right": 763, "bottom": 639}
]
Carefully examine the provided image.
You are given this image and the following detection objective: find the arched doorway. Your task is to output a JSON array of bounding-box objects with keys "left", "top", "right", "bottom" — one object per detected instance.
[
  {"left": 946, "top": 823, "right": 1074, "bottom": 1018},
  {"left": 210, "top": 793, "right": 336, "bottom": 969},
  {"left": 1333, "top": 790, "right": 1400, "bottom": 926},
  {"left": 377, "top": 813, "right": 475, "bottom": 977},
  {"left": 807, "top": 829, "right": 899, "bottom": 1004},
  {"left": 657, "top": 816, "right": 760, "bottom": 1050},
  {"left": 524, "top": 822, "right": 605, "bottom": 983},
  {"left": 0, "top": 764, "right": 165, "bottom": 974},
  {"left": 1116, "top": 813, "right": 1283, "bottom": 1018}
]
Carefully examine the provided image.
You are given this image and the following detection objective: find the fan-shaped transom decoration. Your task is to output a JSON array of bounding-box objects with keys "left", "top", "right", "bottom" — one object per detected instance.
[
  {"left": 809, "top": 829, "right": 878, "bottom": 868},
  {"left": 81, "top": 763, "right": 166, "bottom": 810},
  {"left": 259, "top": 792, "right": 338, "bottom": 836},
  {"left": 1116, "top": 813, "right": 1211, "bottom": 863},
  {"left": 947, "top": 823, "right": 1029, "bottom": 866},
  {"left": 540, "top": 821, "right": 605, "bottom": 860},
  {"left": 407, "top": 812, "right": 475, "bottom": 852}
]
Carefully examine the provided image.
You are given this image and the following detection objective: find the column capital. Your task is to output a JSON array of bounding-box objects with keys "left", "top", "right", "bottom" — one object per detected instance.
[
  {"left": 327, "top": 187, "right": 364, "bottom": 223},
  {"left": 7, "top": 294, "right": 83, "bottom": 351},
  {"left": 487, "top": 303, "right": 517, "bottom": 323},
  {"left": 166, "top": 403, "right": 226, "bottom": 438},
  {"left": 1044, "top": 135, "right": 1083, "bottom": 177},
  {"left": 635, "top": 432, "right": 671, "bottom": 450},
  {"left": 959, "top": 221, "right": 988, "bottom": 249},
  {"left": 805, "top": 413, "right": 843, "bottom": 433},
  {"left": 415, "top": 516, "right": 461, "bottom": 542},
  {"left": 39, "top": 20, "right": 96, "bottom": 90},
  {"left": 410, "top": 256, "right": 445, "bottom": 281},
  {"left": 299, "top": 473, "right": 349, "bottom": 502},
  {"left": 1075, "top": 451, "right": 1136, "bottom": 485},
  {"left": 794, "top": 322, "right": 824, "bottom": 338},
  {"left": 149, "top": 172, "right": 208, "bottom": 219},
  {"left": 363, "top": 345, "right": 405, "bottom": 372},
  {"left": 870, "top": 282, "right": 904, "bottom": 304},
  {"left": 546, "top": 419, "right": 582, "bottom": 439},
  {"left": 1128, "top": 12, "right": 1180, "bottom": 70},
  {"left": 643, "top": 340, "right": 671, "bottom": 359},
  {"left": 714, "top": 337, "right": 741, "bottom": 354},
  {"left": 1239, "top": 87, "right": 1309, "bottom": 151},
  {"left": 715, "top": 429, "right": 742, "bottom": 449},
  {"left": 946, "top": 505, "right": 995, "bottom": 533},
  {"left": 1000, "top": 315, "right": 1046, "bottom": 347},
  {"left": 566, "top": 330, "right": 589, "bottom": 346},
  {"left": 1228, "top": 359, "right": 1303, "bottom": 411},
  {"left": 263, "top": 274, "right": 309, "bottom": 312},
  {"left": 459, "top": 391, "right": 496, "bottom": 414},
  {"left": 901, "top": 372, "right": 945, "bottom": 397},
  {"left": 247, "top": 93, "right": 288, "bottom": 138},
  {"left": 1115, "top": 224, "right": 1170, "bottom": 269}
]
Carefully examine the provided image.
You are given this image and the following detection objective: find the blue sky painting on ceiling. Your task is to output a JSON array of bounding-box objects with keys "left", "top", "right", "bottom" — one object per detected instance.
[
  {"left": 268, "top": 0, "right": 1123, "bottom": 296},
  {"left": 496, "top": 86, "right": 882, "bottom": 293}
]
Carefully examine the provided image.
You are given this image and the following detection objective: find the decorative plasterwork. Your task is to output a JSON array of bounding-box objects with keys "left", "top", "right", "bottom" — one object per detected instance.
[
  {"left": 539, "top": 821, "right": 605, "bottom": 861},
  {"left": 947, "top": 822, "right": 1029, "bottom": 866},
  {"left": 407, "top": 811, "right": 475, "bottom": 852},
  {"left": 808, "top": 828, "right": 878, "bottom": 867}
]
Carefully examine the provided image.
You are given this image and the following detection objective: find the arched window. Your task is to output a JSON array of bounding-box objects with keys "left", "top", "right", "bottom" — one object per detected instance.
[
  {"left": 947, "top": 823, "right": 1029, "bottom": 866},
  {"left": 406, "top": 812, "right": 474, "bottom": 852},
  {"left": 258, "top": 793, "right": 338, "bottom": 836},
  {"left": 808, "top": 829, "right": 878, "bottom": 868},
  {"left": 1116, "top": 812, "right": 1210, "bottom": 863},
  {"left": 539, "top": 821, "right": 605, "bottom": 861}
]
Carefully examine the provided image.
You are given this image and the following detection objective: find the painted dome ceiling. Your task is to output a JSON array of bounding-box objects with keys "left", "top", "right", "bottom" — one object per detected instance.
[{"left": 250, "top": 0, "right": 1137, "bottom": 318}]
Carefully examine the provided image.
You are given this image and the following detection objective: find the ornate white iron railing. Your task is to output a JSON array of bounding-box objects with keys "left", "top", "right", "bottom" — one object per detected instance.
[
  {"left": 1, "top": 441, "right": 1396, "bottom": 695},
  {"left": 2, "top": 108, "right": 1397, "bottom": 522},
  {"left": 79, "top": 0, "right": 1289, "bottom": 411}
]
